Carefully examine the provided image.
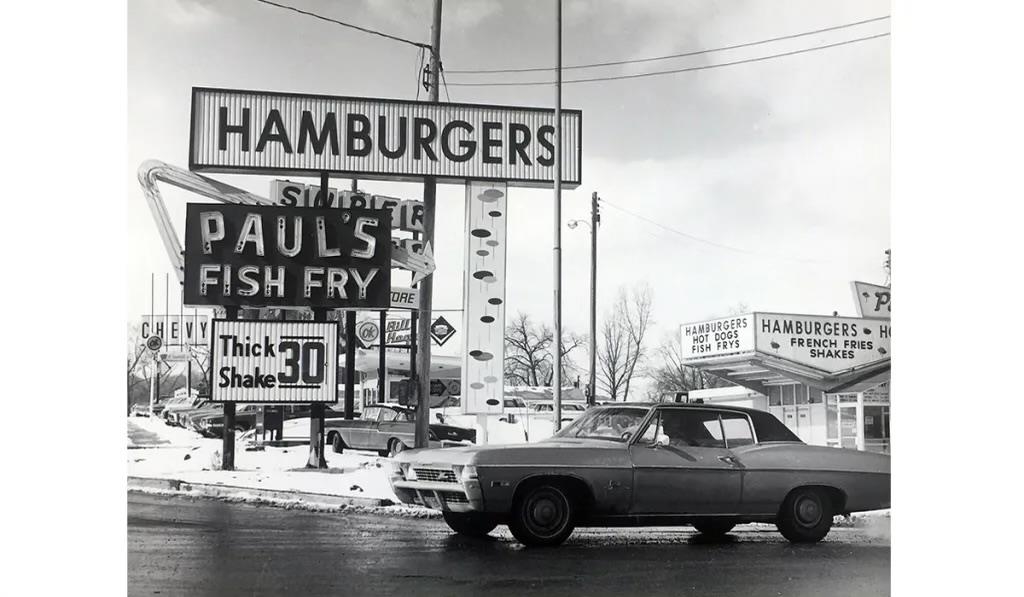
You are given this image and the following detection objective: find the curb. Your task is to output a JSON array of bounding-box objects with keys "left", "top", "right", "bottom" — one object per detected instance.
[{"left": 127, "top": 476, "right": 388, "bottom": 508}]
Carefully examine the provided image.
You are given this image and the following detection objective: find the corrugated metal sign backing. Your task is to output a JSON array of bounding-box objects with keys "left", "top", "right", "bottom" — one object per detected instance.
[
  {"left": 190, "top": 87, "right": 581, "bottom": 188},
  {"left": 211, "top": 320, "right": 339, "bottom": 403}
]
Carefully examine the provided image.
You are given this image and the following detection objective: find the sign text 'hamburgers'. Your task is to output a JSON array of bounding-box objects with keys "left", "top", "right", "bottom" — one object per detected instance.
[{"left": 190, "top": 87, "right": 582, "bottom": 187}]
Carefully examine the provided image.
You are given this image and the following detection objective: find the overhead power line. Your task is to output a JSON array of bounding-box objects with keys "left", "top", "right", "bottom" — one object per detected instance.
[
  {"left": 599, "top": 199, "right": 840, "bottom": 266},
  {"left": 448, "top": 15, "right": 890, "bottom": 75},
  {"left": 253, "top": 0, "right": 431, "bottom": 52},
  {"left": 447, "top": 32, "right": 889, "bottom": 87}
]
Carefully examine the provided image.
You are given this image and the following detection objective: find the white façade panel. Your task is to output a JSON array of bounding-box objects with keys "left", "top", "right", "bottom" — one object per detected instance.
[{"left": 460, "top": 181, "right": 507, "bottom": 415}]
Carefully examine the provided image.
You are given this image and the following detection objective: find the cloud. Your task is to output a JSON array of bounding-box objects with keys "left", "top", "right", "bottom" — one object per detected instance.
[{"left": 159, "top": 0, "right": 225, "bottom": 30}]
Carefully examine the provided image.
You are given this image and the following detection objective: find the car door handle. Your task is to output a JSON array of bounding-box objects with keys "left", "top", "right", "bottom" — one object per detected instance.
[{"left": 719, "top": 456, "right": 739, "bottom": 466}]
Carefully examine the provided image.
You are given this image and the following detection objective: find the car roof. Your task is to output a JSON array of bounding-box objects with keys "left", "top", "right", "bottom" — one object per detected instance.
[{"left": 595, "top": 402, "right": 768, "bottom": 416}]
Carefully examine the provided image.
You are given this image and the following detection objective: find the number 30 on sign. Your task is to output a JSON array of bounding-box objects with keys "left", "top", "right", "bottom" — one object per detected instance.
[{"left": 210, "top": 320, "right": 339, "bottom": 403}]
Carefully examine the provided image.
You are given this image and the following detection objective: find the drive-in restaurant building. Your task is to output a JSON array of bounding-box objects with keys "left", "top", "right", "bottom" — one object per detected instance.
[{"left": 680, "top": 282, "right": 891, "bottom": 453}]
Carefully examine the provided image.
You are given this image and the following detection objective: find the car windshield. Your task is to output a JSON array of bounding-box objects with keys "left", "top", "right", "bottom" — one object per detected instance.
[{"left": 553, "top": 406, "right": 650, "bottom": 442}]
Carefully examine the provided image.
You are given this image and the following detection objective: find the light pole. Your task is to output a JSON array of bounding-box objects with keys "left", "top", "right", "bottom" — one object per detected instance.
[{"left": 568, "top": 192, "right": 599, "bottom": 406}]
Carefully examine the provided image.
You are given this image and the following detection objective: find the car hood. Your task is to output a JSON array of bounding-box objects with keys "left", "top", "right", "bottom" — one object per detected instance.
[{"left": 393, "top": 437, "right": 626, "bottom": 467}]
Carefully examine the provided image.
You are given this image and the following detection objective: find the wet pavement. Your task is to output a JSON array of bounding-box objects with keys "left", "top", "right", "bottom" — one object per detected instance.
[{"left": 128, "top": 492, "right": 889, "bottom": 597}]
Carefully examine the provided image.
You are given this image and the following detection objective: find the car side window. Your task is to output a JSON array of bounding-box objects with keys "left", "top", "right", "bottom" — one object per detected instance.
[
  {"left": 362, "top": 407, "right": 379, "bottom": 420},
  {"left": 654, "top": 409, "right": 727, "bottom": 449},
  {"left": 379, "top": 409, "right": 398, "bottom": 422},
  {"left": 720, "top": 413, "right": 755, "bottom": 447}
]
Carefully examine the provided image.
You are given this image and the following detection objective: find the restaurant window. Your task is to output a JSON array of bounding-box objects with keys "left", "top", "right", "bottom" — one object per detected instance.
[
  {"left": 768, "top": 387, "right": 782, "bottom": 407},
  {"left": 825, "top": 395, "right": 839, "bottom": 441},
  {"left": 809, "top": 388, "right": 824, "bottom": 404},
  {"left": 795, "top": 385, "right": 810, "bottom": 405},
  {"left": 782, "top": 385, "right": 796, "bottom": 406}
]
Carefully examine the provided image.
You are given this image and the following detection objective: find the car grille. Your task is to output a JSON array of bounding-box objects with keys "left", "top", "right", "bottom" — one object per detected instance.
[
  {"left": 413, "top": 468, "right": 458, "bottom": 483},
  {"left": 442, "top": 492, "right": 469, "bottom": 505}
]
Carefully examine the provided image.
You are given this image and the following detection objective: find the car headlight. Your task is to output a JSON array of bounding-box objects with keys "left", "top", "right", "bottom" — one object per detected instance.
[
  {"left": 453, "top": 465, "right": 477, "bottom": 482},
  {"left": 389, "top": 460, "right": 405, "bottom": 479}
]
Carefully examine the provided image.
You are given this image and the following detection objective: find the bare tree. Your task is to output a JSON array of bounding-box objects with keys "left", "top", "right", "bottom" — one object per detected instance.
[
  {"left": 598, "top": 284, "right": 654, "bottom": 401},
  {"left": 621, "top": 284, "right": 654, "bottom": 400},
  {"left": 647, "top": 334, "right": 731, "bottom": 397},
  {"left": 504, "top": 313, "right": 550, "bottom": 386},
  {"left": 504, "top": 313, "right": 585, "bottom": 387},
  {"left": 543, "top": 333, "right": 585, "bottom": 387},
  {"left": 597, "top": 312, "right": 630, "bottom": 400}
]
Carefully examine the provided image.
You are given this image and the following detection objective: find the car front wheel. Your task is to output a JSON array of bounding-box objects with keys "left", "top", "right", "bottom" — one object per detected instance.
[
  {"left": 776, "top": 487, "right": 834, "bottom": 543},
  {"left": 442, "top": 512, "right": 498, "bottom": 537},
  {"left": 508, "top": 483, "right": 576, "bottom": 547},
  {"left": 692, "top": 518, "right": 736, "bottom": 536}
]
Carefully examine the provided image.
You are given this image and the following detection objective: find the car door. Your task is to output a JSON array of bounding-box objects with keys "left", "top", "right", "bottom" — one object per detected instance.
[
  {"left": 627, "top": 407, "right": 743, "bottom": 515},
  {"left": 344, "top": 406, "right": 379, "bottom": 449},
  {"left": 367, "top": 407, "right": 402, "bottom": 450}
]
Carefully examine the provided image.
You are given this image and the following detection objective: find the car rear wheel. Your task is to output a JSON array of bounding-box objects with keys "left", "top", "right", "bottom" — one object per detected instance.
[
  {"left": 330, "top": 432, "right": 346, "bottom": 454},
  {"left": 508, "top": 483, "right": 576, "bottom": 547},
  {"left": 692, "top": 518, "right": 736, "bottom": 536},
  {"left": 776, "top": 487, "right": 834, "bottom": 543},
  {"left": 442, "top": 512, "right": 498, "bottom": 537},
  {"left": 387, "top": 439, "right": 407, "bottom": 458}
]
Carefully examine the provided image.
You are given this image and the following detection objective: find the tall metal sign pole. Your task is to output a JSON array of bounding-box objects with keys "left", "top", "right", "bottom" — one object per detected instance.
[
  {"left": 415, "top": 0, "right": 442, "bottom": 448},
  {"left": 553, "top": 0, "right": 564, "bottom": 430}
]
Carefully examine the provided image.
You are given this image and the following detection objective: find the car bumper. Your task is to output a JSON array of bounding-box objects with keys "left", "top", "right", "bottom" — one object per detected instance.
[{"left": 389, "top": 472, "right": 483, "bottom": 513}]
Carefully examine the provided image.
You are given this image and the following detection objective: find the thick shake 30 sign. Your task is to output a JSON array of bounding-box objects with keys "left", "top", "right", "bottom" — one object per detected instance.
[{"left": 211, "top": 320, "right": 338, "bottom": 403}]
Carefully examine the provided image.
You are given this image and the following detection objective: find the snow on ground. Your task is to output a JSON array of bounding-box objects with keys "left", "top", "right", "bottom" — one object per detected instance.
[{"left": 127, "top": 417, "right": 399, "bottom": 501}]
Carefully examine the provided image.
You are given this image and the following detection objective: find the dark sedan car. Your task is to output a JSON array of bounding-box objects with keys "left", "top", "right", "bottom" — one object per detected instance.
[
  {"left": 391, "top": 403, "right": 890, "bottom": 546},
  {"left": 327, "top": 404, "right": 475, "bottom": 457}
]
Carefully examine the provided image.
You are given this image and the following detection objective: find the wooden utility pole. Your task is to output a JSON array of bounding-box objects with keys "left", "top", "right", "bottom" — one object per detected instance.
[
  {"left": 415, "top": 0, "right": 442, "bottom": 448},
  {"left": 588, "top": 192, "right": 599, "bottom": 406},
  {"left": 222, "top": 306, "right": 238, "bottom": 471},
  {"left": 307, "top": 306, "right": 328, "bottom": 468}
]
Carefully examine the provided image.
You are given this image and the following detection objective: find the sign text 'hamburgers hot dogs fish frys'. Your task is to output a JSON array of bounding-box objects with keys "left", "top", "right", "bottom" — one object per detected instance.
[{"left": 183, "top": 203, "right": 391, "bottom": 309}]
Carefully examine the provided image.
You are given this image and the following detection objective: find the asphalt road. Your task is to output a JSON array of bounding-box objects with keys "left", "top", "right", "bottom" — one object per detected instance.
[{"left": 128, "top": 492, "right": 889, "bottom": 597}]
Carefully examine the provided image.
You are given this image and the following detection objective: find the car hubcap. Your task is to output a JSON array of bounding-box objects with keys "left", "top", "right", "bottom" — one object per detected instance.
[
  {"left": 525, "top": 491, "right": 566, "bottom": 537},
  {"left": 795, "top": 496, "right": 822, "bottom": 527}
]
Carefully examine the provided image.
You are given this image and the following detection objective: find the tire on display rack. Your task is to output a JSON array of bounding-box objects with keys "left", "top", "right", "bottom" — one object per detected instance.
[
  {"left": 508, "top": 482, "right": 576, "bottom": 547},
  {"left": 330, "top": 432, "right": 346, "bottom": 454},
  {"left": 776, "top": 486, "right": 835, "bottom": 543},
  {"left": 442, "top": 511, "right": 498, "bottom": 538},
  {"left": 692, "top": 518, "right": 736, "bottom": 537}
]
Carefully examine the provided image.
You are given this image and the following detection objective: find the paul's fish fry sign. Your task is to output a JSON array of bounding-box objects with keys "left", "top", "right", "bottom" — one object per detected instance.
[{"left": 183, "top": 203, "right": 391, "bottom": 309}]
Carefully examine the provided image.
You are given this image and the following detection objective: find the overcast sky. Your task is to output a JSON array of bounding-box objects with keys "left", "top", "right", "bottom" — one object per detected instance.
[{"left": 128, "top": 0, "right": 890, "bottom": 388}]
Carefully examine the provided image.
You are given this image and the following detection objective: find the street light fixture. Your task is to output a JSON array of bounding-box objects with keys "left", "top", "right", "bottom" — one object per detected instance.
[{"left": 567, "top": 192, "right": 600, "bottom": 406}]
